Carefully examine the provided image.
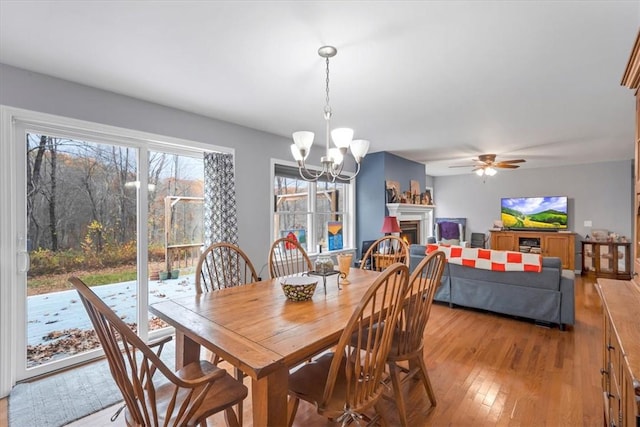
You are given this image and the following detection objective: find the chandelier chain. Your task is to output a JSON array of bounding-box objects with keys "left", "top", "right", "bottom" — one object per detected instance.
[{"left": 325, "top": 56, "right": 331, "bottom": 116}]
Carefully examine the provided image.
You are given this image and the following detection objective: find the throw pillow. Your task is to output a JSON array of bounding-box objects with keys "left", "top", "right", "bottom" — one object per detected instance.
[{"left": 439, "top": 222, "right": 460, "bottom": 240}]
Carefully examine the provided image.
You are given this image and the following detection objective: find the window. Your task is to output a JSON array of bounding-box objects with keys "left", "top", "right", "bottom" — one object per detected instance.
[{"left": 273, "top": 163, "right": 354, "bottom": 254}]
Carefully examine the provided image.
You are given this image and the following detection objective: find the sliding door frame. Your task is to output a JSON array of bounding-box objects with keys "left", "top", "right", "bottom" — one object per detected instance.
[{"left": 0, "top": 106, "right": 232, "bottom": 396}]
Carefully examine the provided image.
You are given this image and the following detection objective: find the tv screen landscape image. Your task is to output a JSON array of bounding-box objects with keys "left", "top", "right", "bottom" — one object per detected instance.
[{"left": 500, "top": 196, "right": 568, "bottom": 230}]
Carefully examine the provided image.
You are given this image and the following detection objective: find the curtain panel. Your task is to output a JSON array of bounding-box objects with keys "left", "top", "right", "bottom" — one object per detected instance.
[{"left": 203, "top": 152, "right": 238, "bottom": 246}]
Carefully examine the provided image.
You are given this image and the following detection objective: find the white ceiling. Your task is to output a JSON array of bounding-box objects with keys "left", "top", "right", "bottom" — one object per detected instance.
[{"left": 1, "top": 1, "right": 638, "bottom": 176}]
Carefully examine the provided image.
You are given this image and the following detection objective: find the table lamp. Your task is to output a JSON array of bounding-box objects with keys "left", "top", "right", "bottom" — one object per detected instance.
[
  {"left": 381, "top": 216, "right": 401, "bottom": 235},
  {"left": 381, "top": 216, "right": 401, "bottom": 254}
]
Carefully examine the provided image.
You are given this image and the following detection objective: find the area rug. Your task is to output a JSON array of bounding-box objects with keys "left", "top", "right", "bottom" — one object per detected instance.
[{"left": 9, "top": 339, "right": 175, "bottom": 426}]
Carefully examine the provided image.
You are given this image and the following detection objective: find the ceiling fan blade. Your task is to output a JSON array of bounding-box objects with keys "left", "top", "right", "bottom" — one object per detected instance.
[
  {"left": 495, "top": 164, "right": 520, "bottom": 169},
  {"left": 497, "top": 159, "right": 526, "bottom": 164}
]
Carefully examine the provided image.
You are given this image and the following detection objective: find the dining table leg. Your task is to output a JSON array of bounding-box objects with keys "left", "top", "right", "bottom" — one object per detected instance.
[
  {"left": 174, "top": 330, "right": 201, "bottom": 369},
  {"left": 250, "top": 365, "right": 289, "bottom": 427}
]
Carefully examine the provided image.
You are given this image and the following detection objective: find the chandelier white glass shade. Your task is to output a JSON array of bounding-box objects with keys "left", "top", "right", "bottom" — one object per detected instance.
[{"left": 290, "top": 46, "right": 370, "bottom": 182}]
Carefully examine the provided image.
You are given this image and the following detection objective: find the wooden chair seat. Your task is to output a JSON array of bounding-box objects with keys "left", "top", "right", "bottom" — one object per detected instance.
[
  {"left": 136, "top": 361, "right": 248, "bottom": 427},
  {"left": 288, "top": 354, "right": 387, "bottom": 419}
]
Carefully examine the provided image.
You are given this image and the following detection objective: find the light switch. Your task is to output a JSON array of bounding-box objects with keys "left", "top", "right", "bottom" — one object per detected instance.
[{"left": 584, "top": 220, "right": 592, "bottom": 227}]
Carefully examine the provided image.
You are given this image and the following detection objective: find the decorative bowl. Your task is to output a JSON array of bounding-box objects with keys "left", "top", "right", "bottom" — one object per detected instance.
[{"left": 280, "top": 277, "right": 318, "bottom": 302}]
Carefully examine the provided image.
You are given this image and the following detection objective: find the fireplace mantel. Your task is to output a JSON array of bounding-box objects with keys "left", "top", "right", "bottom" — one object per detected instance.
[{"left": 386, "top": 203, "right": 435, "bottom": 244}]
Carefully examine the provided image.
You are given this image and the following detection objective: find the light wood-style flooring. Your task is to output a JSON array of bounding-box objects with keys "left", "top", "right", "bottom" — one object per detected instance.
[{"left": 2, "top": 275, "right": 604, "bottom": 426}]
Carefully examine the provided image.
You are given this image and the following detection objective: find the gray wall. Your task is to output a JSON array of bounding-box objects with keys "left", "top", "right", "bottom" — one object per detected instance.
[
  {"left": 0, "top": 63, "right": 334, "bottom": 274},
  {"left": 433, "top": 160, "right": 634, "bottom": 269}
]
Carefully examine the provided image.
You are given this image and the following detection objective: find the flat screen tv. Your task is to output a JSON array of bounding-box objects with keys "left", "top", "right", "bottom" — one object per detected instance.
[{"left": 500, "top": 196, "right": 568, "bottom": 231}]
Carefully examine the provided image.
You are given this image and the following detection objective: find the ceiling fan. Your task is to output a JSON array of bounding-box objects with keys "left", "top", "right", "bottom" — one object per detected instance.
[{"left": 450, "top": 154, "right": 526, "bottom": 176}]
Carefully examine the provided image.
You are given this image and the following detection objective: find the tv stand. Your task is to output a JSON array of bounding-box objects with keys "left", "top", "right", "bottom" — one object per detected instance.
[{"left": 489, "top": 230, "right": 575, "bottom": 270}]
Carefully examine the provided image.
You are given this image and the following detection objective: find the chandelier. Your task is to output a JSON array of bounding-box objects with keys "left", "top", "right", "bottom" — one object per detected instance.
[{"left": 290, "top": 46, "right": 370, "bottom": 182}]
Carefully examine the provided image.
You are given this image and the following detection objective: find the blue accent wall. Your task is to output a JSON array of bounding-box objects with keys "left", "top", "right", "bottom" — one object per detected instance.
[{"left": 355, "top": 152, "right": 426, "bottom": 258}]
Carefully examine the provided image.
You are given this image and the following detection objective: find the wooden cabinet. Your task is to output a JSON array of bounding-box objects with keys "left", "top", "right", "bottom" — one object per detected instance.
[
  {"left": 582, "top": 241, "right": 632, "bottom": 280},
  {"left": 489, "top": 230, "right": 575, "bottom": 270},
  {"left": 596, "top": 29, "right": 640, "bottom": 427},
  {"left": 622, "top": 31, "right": 640, "bottom": 279},
  {"left": 596, "top": 279, "right": 640, "bottom": 427}
]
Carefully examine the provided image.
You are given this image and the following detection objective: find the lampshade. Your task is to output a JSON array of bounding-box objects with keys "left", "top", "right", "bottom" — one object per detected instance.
[
  {"left": 331, "top": 127, "right": 354, "bottom": 149},
  {"left": 381, "top": 216, "right": 401, "bottom": 234}
]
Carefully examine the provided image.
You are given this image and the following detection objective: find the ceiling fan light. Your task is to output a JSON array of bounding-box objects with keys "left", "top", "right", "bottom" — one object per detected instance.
[
  {"left": 475, "top": 168, "right": 485, "bottom": 176},
  {"left": 486, "top": 167, "right": 497, "bottom": 176}
]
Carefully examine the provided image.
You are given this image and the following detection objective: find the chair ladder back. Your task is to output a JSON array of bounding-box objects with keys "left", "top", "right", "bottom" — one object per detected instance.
[
  {"left": 396, "top": 250, "right": 446, "bottom": 356},
  {"left": 322, "top": 263, "right": 410, "bottom": 412},
  {"left": 268, "top": 237, "right": 313, "bottom": 279},
  {"left": 359, "top": 235, "right": 410, "bottom": 271},
  {"left": 196, "top": 242, "right": 258, "bottom": 293}
]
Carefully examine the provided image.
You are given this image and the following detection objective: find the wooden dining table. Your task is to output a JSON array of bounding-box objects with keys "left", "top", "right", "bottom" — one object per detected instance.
[{"left": 149, "top": 267, "right": 382, "bottom": 427}]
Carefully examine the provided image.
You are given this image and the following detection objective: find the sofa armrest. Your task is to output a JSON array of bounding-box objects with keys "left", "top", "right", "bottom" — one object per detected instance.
[{"left": 559, "top": 269, "right": 575, "bottom": 326}]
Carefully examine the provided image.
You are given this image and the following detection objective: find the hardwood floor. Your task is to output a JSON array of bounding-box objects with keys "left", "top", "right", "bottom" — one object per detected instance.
[{"left": 2, "top": 275, "right": 604, "bottom": 426}]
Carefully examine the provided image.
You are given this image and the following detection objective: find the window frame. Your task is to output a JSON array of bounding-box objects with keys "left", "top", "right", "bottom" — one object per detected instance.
[{"left": 270, "top": 159, "right": 356, "bottom": 256}]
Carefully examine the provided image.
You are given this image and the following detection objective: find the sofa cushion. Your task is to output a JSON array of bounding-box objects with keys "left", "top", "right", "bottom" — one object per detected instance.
[{"left": 448, "top": 262, "right": 560, "bottom": 291}]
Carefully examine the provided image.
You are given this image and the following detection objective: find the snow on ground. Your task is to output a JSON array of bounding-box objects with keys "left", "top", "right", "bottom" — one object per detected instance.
[{"left": 27, "top": 274, "right": 197, "bottom": 346}]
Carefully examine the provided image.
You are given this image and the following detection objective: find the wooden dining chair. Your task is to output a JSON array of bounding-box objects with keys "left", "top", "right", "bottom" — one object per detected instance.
[
  {"left": 195, "top": 242, "right": 259, "bottom": 293},
  {"left": 194, "top": 242, "right": 257, "bottom": 424},
  {"left": 268, "top": 237, "right": 313, "bottom": 279},
  {"left": 69, "top": 276, "right": 248, "bottom": 427},
  {"left": 359, "top": 235, "right": 410, "bottom": 271},
  {"left": 286, "top": 263, "right": 410, "bottom": 427},
  {"left": 386, "top": 250, "right": 446, "bottom": 426}
]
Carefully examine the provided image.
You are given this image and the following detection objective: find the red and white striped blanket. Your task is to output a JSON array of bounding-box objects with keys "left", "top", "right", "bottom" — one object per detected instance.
[{"left": 426, "top": 244, "right": 542, "bottom": 273}]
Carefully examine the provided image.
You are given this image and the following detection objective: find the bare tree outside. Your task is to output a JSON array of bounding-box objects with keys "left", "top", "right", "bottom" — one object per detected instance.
[{"left": 25, "top": 134, "right": 204, "bottom": 367}]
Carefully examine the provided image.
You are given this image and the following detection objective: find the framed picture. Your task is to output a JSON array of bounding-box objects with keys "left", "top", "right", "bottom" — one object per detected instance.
[
  {"left": 410, "top": 180, "right": 421, "bottom": 195},
  {"left": 385, "top": 180, "right": 401, "bottom": 203},
  {"left": 327, "top": 221, "right": 343, "bottom": 250},
  {"left": 281, "top": 229, "right": 307, "bottom": 250},
  {"left": 423, "top": 187, "right": 433, "bottom": 205}
]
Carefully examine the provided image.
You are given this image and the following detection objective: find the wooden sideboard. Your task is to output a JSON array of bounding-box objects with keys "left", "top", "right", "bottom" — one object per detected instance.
[
  {"left": 622, "top": 30, "right": 640, "bottom": 277},
  {"left": 596, "top": 279, "right": 640, "bottom": 427},
  {"left": 489, "top": 230, "right": 575, "bottom": 270}
]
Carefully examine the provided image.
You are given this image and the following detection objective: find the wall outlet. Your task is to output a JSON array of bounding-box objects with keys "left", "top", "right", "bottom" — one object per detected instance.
[{"left": 584, "top": 220, "right": 592, "bottom": 227}]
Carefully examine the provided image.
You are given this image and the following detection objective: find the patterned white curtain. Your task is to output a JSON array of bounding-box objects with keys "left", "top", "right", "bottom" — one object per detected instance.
[{"left": 203, "top": 152, "right": 238, "bottom": 246}]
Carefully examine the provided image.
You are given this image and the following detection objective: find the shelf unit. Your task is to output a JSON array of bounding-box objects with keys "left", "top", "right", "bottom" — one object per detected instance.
[{"left": 582, "top": 241, "right": 631, "bottom": 280}]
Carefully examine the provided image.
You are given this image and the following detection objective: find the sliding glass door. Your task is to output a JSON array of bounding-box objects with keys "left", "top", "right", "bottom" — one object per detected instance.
[{"left": 13, "top": 120, "right": 206, "bottom": 380}]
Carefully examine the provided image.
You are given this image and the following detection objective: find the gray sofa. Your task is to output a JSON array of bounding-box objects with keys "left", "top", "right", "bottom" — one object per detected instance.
[{"left": 410, "top": 244, "right": 575, "bottom": 329}]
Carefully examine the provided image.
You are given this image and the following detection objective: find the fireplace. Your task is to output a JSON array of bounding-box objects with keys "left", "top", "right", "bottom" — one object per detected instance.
[
  {"left": 386, "top": 203, "right": 435, "bottom": 245},
  {"left": 400, "top": 220, "right": 420, "bottom": 245}
]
